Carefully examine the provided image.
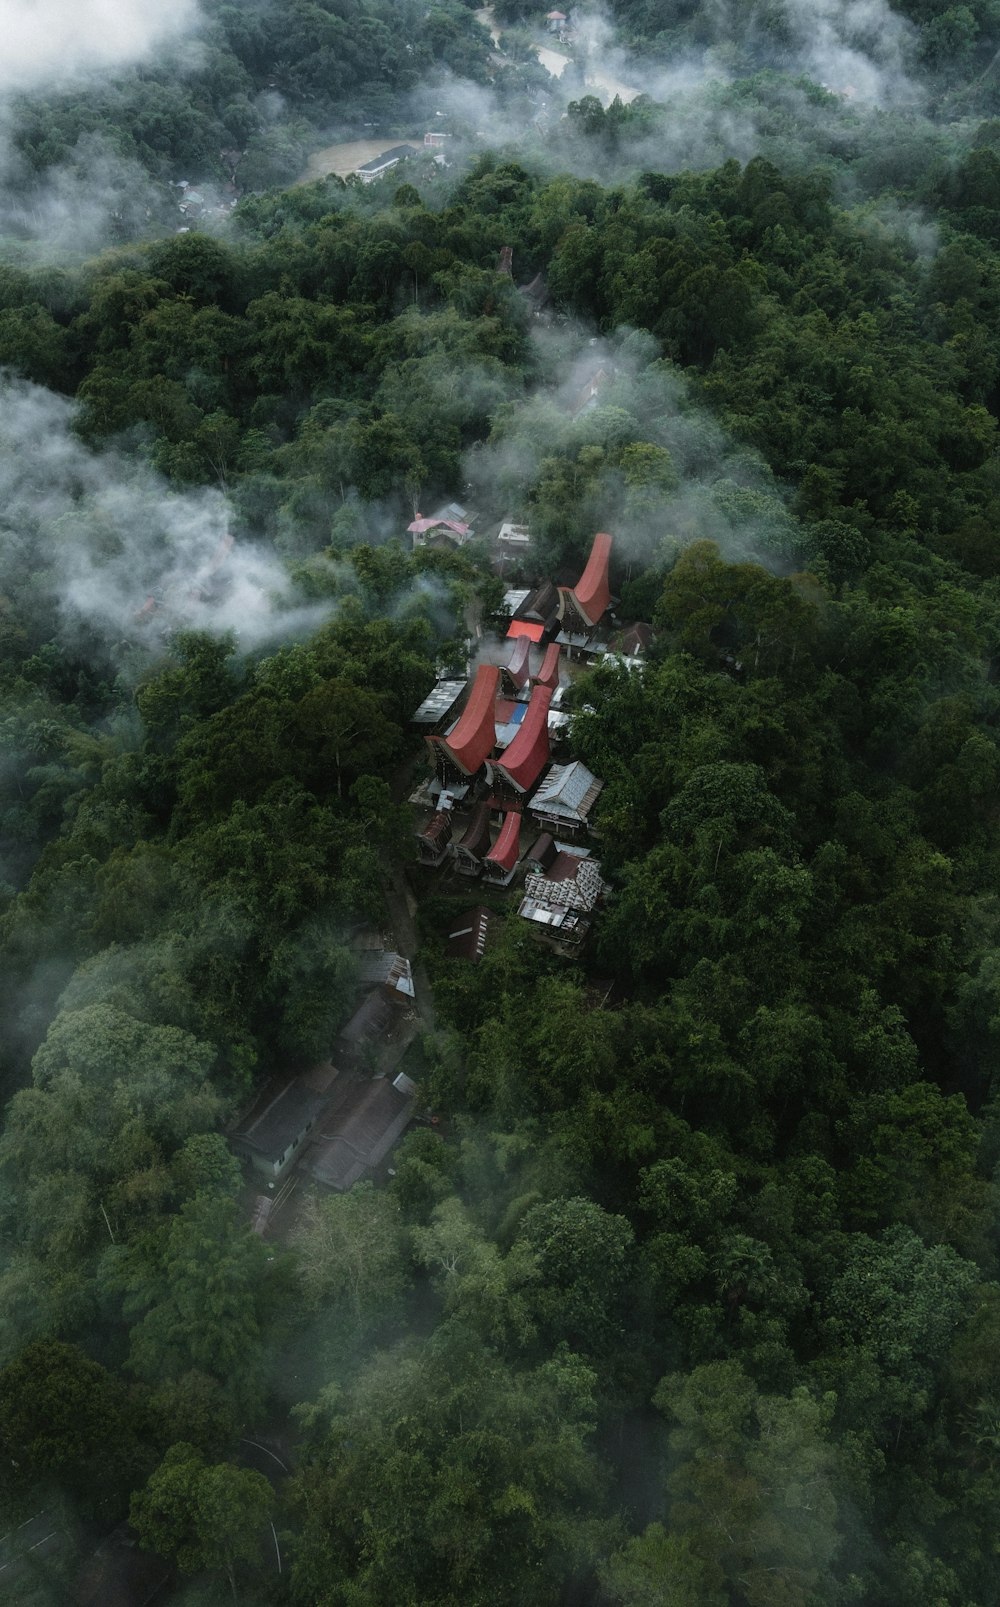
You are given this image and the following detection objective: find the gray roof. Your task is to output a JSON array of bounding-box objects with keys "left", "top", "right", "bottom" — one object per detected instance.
[
  {"left": 358, "top": 143, "right": 417, "bottom": 172},
  {"left": 233, "top": 1081, "right": 328, "bottom": 1164},
  {"left": 308, "top": 1077, "right": 415, "bottom": 1190},
  {"left": 411, "top": 679, "right": 466, "bottom": 724},
  {"left": 531, "top": 761, "right": 603, "bottom": 823}
]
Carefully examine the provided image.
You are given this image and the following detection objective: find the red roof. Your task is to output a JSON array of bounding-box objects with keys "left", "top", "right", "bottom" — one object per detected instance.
[
  {"left": 507, "top": 619, "right": 544, "bottom": 642},
  {"left": 506, "top": 633, "right": 532, "bottom": 688},
  {"left": 494, "top": 683, "right": 552, "bottom": 792},
  {"left": 441, "top": 664, "right": 500, "bottom": 775},
  {"left": 485, "top": 809, "right": 521, "bottom": 872},
  {"left": 572, "top": 531, "right": 612, "bottom": 626},
  {"left": 408, "top": 515, "right": 470, "bottom": 535},
  {"left": 535, "top": 642, "right": 561, "bottom": 687}
]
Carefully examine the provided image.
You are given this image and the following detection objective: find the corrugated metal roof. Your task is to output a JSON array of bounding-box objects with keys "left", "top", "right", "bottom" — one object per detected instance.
[
  {"left": 532, "top": 760, "right": 601, "bottom": 816},
  {"left": 507, "top": 620, "right": 544, "bottom": 642}
]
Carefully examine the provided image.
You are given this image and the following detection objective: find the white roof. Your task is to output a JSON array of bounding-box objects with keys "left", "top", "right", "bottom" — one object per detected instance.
[{"left": 531, "top": 760, "right": 602, "bottom": 822}]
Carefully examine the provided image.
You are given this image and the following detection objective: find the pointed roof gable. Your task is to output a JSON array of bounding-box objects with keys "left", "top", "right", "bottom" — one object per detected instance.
[
  {"left": 484, "top": 809, "right": 521, "bottom": 872},
  {"left": 571, "top": 531, "right": 612, "bottom": 627},
  {"left": 535, "top": 641, "right": 562, "bottom": 688},
  {"left": 456, "top": 801, "right": 493, "bottom": 859},
  {"left": 440, "top": 664, "right": 500, "bottom": 775},
  {"left": 506, "top": 632, "right": 532, "bottom": 688},
  {"left": 493, "top": 683, "right": 552, "bottom": 792}
]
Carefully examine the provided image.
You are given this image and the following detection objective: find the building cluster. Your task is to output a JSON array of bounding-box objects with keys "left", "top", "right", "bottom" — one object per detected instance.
[
  {"left": 411, "top": 532, "right": 624, "bottom": 952},
  {"left": 229, "top": 931, "right": 421, "bottom": 1209}
]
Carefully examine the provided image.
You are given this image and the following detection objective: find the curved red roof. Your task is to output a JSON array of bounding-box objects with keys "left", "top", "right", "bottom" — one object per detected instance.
[
  {"left": 485, "top": 809, "right": 521, "bottom": 872},
  {"left": 573, "top": 531, "right": 612, "bottom": 626},
  {"left": 440, "top": 664, "right": 500, "bottom": 776},
  {"left": 506, "top": 633, "right": 532, "bottom": 688},
  {"left": 535, "top": 642, "right": 561, "bottom": 688},
  {"left": 494, "top": 683, "right": 552, "bottom": 792}
]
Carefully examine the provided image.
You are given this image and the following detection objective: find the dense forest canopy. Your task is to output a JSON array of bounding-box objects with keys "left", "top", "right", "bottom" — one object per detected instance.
[{"left": 5, "top": 0, "right": 1000, "bottom": 1602}]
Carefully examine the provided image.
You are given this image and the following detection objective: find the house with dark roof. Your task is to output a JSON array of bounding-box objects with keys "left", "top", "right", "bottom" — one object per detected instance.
[
  {"left": 231, "top": 1080, "right": 329, "bottom": 1181},
  {"left": 357, "top": 143, "right": 418, "bottom": 183},
  {"left": 416, "top": 808, "right": 453, "bottom": 866},
  {"left": 447, "top": 905, "right": 501, "bottom": 962},
  {"left": 308, "top": 1072, "right": 417, "bottom": 1191},
  {"left": 453, "top": 801, "right": 494, "bottom": 875}
]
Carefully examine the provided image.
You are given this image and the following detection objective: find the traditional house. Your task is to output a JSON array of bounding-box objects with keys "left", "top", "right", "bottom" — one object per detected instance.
[
  {"left": 452, "top": 802, "right": 494, "bottom": 875},
  {"left": 482, "top": 809, "right": 522, "bottom": 886},
  {"left": 416, "top": 809, "right": 453, "bottom": 866},
  {"left": 501, "top": 632, "right": 532, "bottom": 693},
  {"left": 357, "top": 143, "right": 418, "bottom": 183},
  {"left": 489, "top": 683, "right": 552, "bottom": 794},
  {"left": 529, "top": 760, "right": 604, "bottom": 836},
  {"left": 427, "top": 663, "right": 501, "bottom": 783},
  {"left": 558, "top": 532, "right": 612, "bottom": 633},
  {"left": 535, "top": 641, "right": 562, "bottom": 689},
  {"left": 230, "top": 1080, "right": 328, "bottom": 1182}
]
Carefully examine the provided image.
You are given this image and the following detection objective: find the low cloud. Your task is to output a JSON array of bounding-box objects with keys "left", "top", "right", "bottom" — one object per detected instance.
[
  {"left": 4, "top": 0, "right": 200, "bottom": 95},
  {"left": 0, "top": 375, "right": 331, "bottom": 662}
]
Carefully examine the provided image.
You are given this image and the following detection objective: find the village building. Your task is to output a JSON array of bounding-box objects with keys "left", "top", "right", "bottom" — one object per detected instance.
[
  {"left": 571, "top": 366, "right": 613, "bottom": 417},
  {"left": 408, "top": 501, "right": 476, "bottom": 549},
  {"left": 308, "top": 1071, "right": 417, "bottom": 1191},
  {"left": 334, "top": 987, "right": 400, "bottom": 1072},
  {"left": 481, "top": 809, "right": 523, "bottom": 886},
  {"left": 488, "top": 682, "right": 552, "bottom": 794},
  {"left": 416, "top": 808, "right": 453, "bottom": 866},
  {"left": 557, "top": 531, "right": 613, "bottom": 635},
  {"left": 410, "top": 678, "right": 467, "bottom": 731},
  {"left": 357, "top": 143, "right": 418, "bottom": 183},
  {"left": 497, "top": 520, "right": 531, "bottom": 553},
  {"left": 230, "top": 1080, "right": 329, "bottom": 1182},
  {"left": 518, "top": 843, "right": 607, "bottom": 949},
  {"left": 446, "top": 905, "right": 502, "bottom": 962},
  {"left": 356, "top": 950, "right": 416, "bottom": 1000},
  {"left": 452, "top": 801, "right": 494, "bottom": 875},
  {"left": 427, "top": 663, "right": 501, "bottom": 783},
  {"left": 529, "top": 760, "right": 604, "bottom": 836},
  {"left": 424, "top": 130, "right": 447, "bottom": 147}
]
